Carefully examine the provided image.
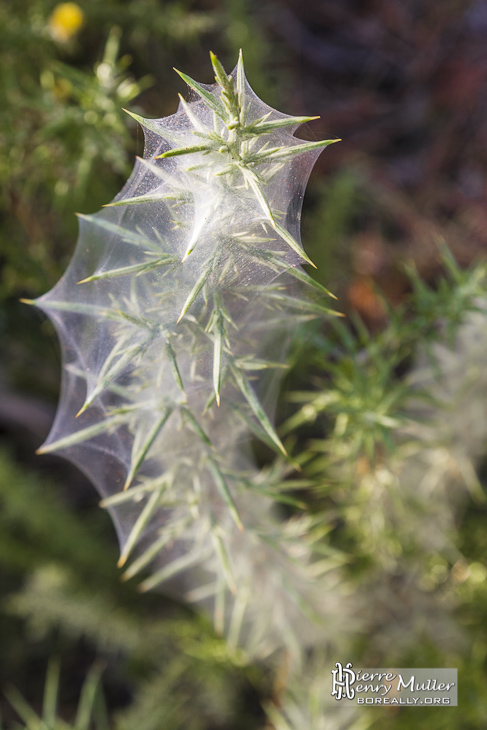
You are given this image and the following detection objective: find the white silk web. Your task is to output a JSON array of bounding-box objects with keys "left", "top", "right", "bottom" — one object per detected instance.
[{"left": 35, "top": 53, "right": 338, "bottom": 656}]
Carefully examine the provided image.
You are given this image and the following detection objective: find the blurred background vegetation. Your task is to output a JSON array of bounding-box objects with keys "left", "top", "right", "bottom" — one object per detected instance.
[{"left": 1, "top": 0, "right": 487, "bottom": 727}]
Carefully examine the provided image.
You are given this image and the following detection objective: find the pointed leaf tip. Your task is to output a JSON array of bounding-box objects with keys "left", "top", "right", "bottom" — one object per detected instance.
[
  {"left": 122, "top": 108, "right": 150, "bottom": 126},
  {"left": 75, "top": 403, "right": 88, "bottom": 417},
  {"left": 181, "top": 249, "right": 192, "bottom": 263},
  {"left": 173, "top": 67, "right": 227, "bottom": 121}
]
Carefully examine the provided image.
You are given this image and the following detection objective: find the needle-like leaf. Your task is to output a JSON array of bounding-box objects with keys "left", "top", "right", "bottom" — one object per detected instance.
[
  {"left": 174, "top": 68, "right": 228, "bottom": 121},
  {"left": 43, "top": 658, "right": 60, "bottom": 728},
  {"left": 121, "top": 515, "right": 188, "bottom": 581},
  {"left": 118, "top": 484, "right": 165, "bottom": 566},
  {"left": 77, "top": 333, "right": 154, "bottom": 416},
  {"left": 77, "top": 255, "right": 179, "bottom": 283},
  {"left": 4, "top": 685, "right": 41, "bottom": 728},
  {"left": 100, "top": 480, "right": 157, "bottom": 507},
  {"left": 123, "top": 109, "right": 184, "bottom": 142},
  {"left": 210, "top": 307, "right": 225, "bottom": 406},
  {"left": 244, "top": 115, "right": 319, "bottom": 135},
  {"left": 210, "top": 51, "right": 231, "bottom": 91},
  {"left": 239, "top": 165, "right": 275, "bottom": 226},
  {"left": 282, "top": 264, "right": 337, "bottom": 298},
  {"left": 35, "top": 299, "right": 134, "bottom": 324},
  {"left": 103, "top": 193, "right": 183, "bottom": 207},
  {"left": 181, "top": 407, "right": 212, "bottom": 447},
  {"left": 177, "top": 264, "right": 211, "bottom": 322},
  {"left": 77, "top": 214, "right": 162, "bottom": 252},
  {"left": 274, "top": 221, "right": 316, "bottom": 268},
  {"left": 156, "top": 143, "right": 213, "bottom": 159},
  {"left": 37, "top": 415, "right": 125, "bottom": 454},
  {"left": 124, "top": 407, "right": 173, "bottom": 490},
  {"left": 263, "top": 291, "right": 343, "bottom": 317},
  {"left": 236, "top": 48, "right": 245, "bottom": 117},
  {"left": 75, "top": 663, "right": 105, "bottom": 730},
  {"left": 165, "top": 340, "right": 185, "bottom": 393},
  {"left": 206, "top": 458, "right": 243, "bottom": 530},
  {"left": 139, "top": 546, "right": 212, "bottom": 592},
  {"left": 230, "top": 363, "right": 287, "bottom": 457},
  {"left": 210, "top": 523, "right": 237, "bottom": 593},
  {"left": 250, "top": 137, "right": 341, "bottom": 164}
]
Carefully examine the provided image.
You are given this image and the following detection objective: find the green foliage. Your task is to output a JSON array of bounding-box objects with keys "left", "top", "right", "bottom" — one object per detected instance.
[
  {"left": 2, "top": 3, "right": 487, "bottom": 726},
  {"left": 5, "top": 659, "right": 107, "bottom": 730},
  {"left": 401, "top": 245, "right": 487, "bottom": 347},
  {"left": 0, "top": 448, "right": 264, "bottom": 729},
  {"left": 0, "top": 448, "right": 117, "bottom": 582},
  {"left": 0, "top": 0, "right": 219, "bottom": 302},
  {"left": 4, "top": 255, "right": 487, "bottom": 729},
  {"left": 1, "top": 26, "right": 145, "bottom": 299}
]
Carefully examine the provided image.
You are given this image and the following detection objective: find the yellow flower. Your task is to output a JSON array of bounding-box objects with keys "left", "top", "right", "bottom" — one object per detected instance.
[{"left": 49, "top": 2, "right": 85, "bottom": 43}]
